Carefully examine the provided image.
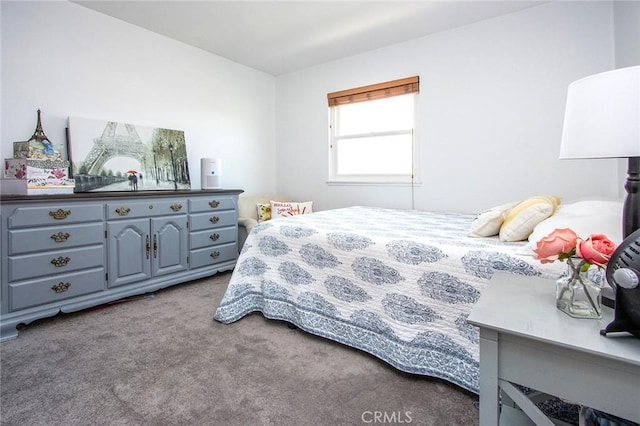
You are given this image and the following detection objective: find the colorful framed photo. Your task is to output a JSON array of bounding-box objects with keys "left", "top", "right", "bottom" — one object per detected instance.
[{"left": 12, "top": 141, "right": 30, "bottom": 159}]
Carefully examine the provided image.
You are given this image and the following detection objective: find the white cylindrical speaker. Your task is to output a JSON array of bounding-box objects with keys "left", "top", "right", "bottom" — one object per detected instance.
[{"left": 201, "top": 158, "right": 222, "bottom": 189}]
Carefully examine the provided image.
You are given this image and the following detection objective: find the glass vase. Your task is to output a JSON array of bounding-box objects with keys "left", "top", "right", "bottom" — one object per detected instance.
[{"left": 556, "top": 258, "right": 602, "bottom": 319}]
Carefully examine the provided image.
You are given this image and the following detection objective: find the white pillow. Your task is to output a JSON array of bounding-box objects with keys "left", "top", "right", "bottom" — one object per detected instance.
[
  {"left": 519, "top": 200, "right": 623, "bottom": 255},
  {"left": 468, "top": 201, "right": 520, "bottom": 237},
  {"left": 499, "top": 195, "right": 561, "bottom": 242},
  {"left": 270, "top": 200, "right": 313, "bottom": 218}
]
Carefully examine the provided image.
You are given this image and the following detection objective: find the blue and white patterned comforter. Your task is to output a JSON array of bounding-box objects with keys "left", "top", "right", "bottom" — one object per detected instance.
[{"left": 214, "top": 206, "right": 565, "bottom": 394}]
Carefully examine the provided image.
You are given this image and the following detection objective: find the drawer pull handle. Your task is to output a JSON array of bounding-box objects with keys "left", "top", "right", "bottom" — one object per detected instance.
[
  {"left": 210, "top": 251, "right": 220, "bottom": 259},
  {"left": 51, "top": 256, "right": 71, "bottom": 267},
  {"left": 170, "top": 203, "right": 183, "bottom": 212},
  {"left": 51, "top": 282, "right": 71, "bottom": 293},
  {"left": 115, "top": 207, "right": 131, "bottom": 216},
  {"left": 209, "top": 200, "right": 220, "bottom": 208},
  {"left": 146, "top": 235, "right": 150, "bottom": 260},
  {"left": 51, "top": 232, "right": 70, "bottom": 243},
  {"left": 210, "top": 233, "right": 220, "bottom": 241},
  {"left": 49, "top": 209, "right": 71, "bottom": 220},
  {"left": 210, "top": 216, "right": 220, "bottom": 224}
]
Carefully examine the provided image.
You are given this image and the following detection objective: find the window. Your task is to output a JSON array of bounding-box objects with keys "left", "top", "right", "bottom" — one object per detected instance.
[{"left": 328, "top": 76, "right": 419, "bottom": 184}]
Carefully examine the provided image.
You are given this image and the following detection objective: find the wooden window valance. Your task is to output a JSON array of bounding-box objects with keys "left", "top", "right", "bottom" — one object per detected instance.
[{"left": 327, "top": 76, "right": 419, "bottom": 107}]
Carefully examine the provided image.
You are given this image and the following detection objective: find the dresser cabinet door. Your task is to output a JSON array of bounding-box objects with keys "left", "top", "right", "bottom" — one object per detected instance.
[
  {"left": 151, "top": 216, "right": 188, "bottom": 277},
  {"left": 108, "top": 219, "right": 151, "bottom": 287}
]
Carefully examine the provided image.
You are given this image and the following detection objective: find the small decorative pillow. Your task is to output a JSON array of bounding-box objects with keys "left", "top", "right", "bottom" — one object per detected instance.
[
  {"left": 468, "top": 201, "right": 520, "bottom": 237},
  {"left": 291, "top": 201, "right": 313, "bottom": 216},
  {"left": 499, "top": 195, "right": 561, "bottom": 242},
  {"left": 271, "top": 200, "right": 313, "bottom": 218},
  {"left": 256, "top": 203, "right": 272, "bottom": 222}
]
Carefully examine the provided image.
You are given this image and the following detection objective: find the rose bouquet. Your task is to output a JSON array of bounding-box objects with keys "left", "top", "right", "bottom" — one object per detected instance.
[
  {"left": 533, "top": 228, "right": 616, "bottom": 268},
  {"left": 533, "top": 228, "right": 617, "bottom": 318}
]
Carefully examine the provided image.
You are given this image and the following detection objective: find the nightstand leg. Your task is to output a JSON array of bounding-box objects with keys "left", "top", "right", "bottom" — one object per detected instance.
[{"left": 479, "top": 329, "right": 500, "bottom": 425}]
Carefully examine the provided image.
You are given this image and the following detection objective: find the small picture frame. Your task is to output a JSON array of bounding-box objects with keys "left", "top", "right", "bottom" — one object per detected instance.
[{"left": 12, "top": 141, "right": 30, "bottom": 159}]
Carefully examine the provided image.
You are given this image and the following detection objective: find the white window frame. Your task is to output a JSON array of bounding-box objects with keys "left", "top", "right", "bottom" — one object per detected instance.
[{"left": 327, "top": 93, "right": 419, "bottom": 185}]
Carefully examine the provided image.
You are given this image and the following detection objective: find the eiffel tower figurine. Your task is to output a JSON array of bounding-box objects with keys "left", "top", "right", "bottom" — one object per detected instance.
[{"left": 29, "top": 109, "right": 54, "bottom": 156}]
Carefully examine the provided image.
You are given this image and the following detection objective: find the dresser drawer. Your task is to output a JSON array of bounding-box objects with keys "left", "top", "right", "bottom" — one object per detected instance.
[
  {"left": 189, "top": 211, "right": 236, "bottom": 231},
  {"left": 106, "top": 199, "right": 187, "bottom": 220},
  {"left": 6, "top": 203, "right": 104, "bottom": 228},
  {"left": 8, "top": 223, "right": 104, "bottom": 255},
  {"left": 190, "top": 226, "right": 236, "bottom": 250},
  {"left": 8, "top": 245, "right": 105, "bottom": 281},
  {"left": 189, "top": 196, "right": 236, "bottom": 213},
  {"left": 9, "top": 268, "right": 105, "bottom": 311},
  {"left": 190, "top": 243, "right": 237, "bottom": 269}
]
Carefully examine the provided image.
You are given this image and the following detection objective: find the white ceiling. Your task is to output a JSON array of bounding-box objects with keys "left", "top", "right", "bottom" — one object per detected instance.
[{"left": 74, "top": 1, "right": 548, "bottom": 76}]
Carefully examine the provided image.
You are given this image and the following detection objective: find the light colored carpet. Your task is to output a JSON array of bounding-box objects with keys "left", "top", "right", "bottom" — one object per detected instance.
[{"left": 0, "top": 271, "right": 479, "bottom": 425}]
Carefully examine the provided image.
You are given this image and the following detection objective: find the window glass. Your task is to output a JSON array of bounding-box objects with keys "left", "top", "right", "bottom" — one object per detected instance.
[
  {"left": 329, "top": 93, "right": 417, "bottom": 183},
  {"left": 336, "top": 134, "right": 413, "bottom": 175},
  {"left": 338, "top": 96, "right": 414, "bottom": 135}
]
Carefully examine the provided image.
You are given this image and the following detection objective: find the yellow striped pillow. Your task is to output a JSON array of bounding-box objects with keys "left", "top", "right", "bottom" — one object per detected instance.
[{"left": 499, "top": 195, "right": 561, "bottom": 242}]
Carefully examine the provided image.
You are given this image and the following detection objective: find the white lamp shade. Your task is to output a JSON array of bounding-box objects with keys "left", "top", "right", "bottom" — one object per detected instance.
[{"left": 559, "top": 66, "right": 640, "bottom": 159}]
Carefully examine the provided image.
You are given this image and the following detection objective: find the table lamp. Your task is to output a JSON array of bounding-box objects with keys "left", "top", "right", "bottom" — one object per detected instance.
[{"left": 559, "top": 65, "right": 640, "bottom": 238}]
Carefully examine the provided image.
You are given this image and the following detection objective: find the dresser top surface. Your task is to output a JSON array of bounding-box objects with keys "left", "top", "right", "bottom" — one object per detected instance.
[{"left": 0, "top": 189, "right": 243, "bottom": 203}]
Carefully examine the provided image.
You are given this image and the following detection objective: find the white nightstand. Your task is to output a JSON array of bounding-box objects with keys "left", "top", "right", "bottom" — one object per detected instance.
[{"left": 467, "top": 272, "right": 640, "bottom": 425}]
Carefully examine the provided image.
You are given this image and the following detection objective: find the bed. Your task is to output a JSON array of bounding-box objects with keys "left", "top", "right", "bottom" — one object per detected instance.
[{"left": 214, "top": 205, "right": 573, "bottom": 394}]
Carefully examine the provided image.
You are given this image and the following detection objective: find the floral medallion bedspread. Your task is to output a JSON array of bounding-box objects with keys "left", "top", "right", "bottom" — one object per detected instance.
[{"left": 214, "top": 206, "right": 564, "bottom": 394}]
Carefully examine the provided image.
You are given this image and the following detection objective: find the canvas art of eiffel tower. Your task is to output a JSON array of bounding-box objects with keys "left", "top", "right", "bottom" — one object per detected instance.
[{"left": 67, "top": 116, "right": 191, "bottom": 193}]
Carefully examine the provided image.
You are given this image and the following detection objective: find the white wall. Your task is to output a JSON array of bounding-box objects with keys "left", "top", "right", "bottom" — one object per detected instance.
[
  {"left": 612, "top": 0, "right": 640, "bottom": 197},
  {"left": 614, "top": 0, "right": 640, "bottom": 68},
  {"left": 2, "top": 1, "right": 631, "bottom": 209},
  {"left": 275, "top": 1, "right": 619, "bottom": 213},
  {"left": 1, "top": 1, "right": 277, "bottom": 195}
]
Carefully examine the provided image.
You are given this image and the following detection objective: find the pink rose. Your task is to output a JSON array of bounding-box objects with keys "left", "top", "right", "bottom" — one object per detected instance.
[
  {"left": 533, "top": 228, "right": 578, "bottom": 264},
  {"left": 576, "top": 234, "right": 616, "bottom": 267}
]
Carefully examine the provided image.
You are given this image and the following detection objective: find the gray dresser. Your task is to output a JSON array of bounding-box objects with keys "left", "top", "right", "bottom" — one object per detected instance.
[{"left": 0, "top": 189, "right": 242, "bottom": 341}]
